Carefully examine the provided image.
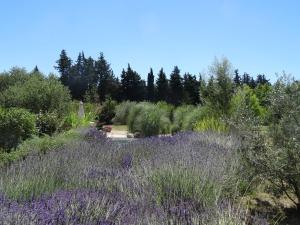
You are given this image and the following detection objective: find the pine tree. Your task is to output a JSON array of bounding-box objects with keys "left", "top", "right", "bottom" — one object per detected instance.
[
  {"left": 242, "top": 73, "right": 251, "bottom": 86},
  {"left": 96, "top": 53, "right": 117, "bottom": 102},
  {"left": 120, "top": 64, "right": 145, "bottom": 101},
  {"left": 33, "top": 66, "right": 39, "bottom": 73},
  {"left": 233, "top": 69, "right": 241, "bottom": 86},
  {"left": 183, "top": 73, "right": 200, "bottom": 105},
  {"left": 55, "top": 50, "right": 72, "bottom": 86},
  {"left": 147, "top": 68, "right": 155, "bottom": 102},
  {"left": 198, "top": 74, "right": 206, "bottom": 105},
  {"left": 256, "top": 74, "right": 269, "bottom": 86},
  {"left": 169, "top": 66, "right": 183, "bottom": 105},
  {"left": 156, "top": 68, "right": 169, "bottom": 102}
]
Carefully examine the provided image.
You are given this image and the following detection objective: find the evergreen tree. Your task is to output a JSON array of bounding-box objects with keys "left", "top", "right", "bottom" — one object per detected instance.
[
  {"left": 198, "top": 74, "right": 206, "bottom": 105},
  {"left": 156, "top": 68, "right": 169, "bottom": 102},
  {"left": 242, "top": 72, "right": 251, "bottom": 86},
  {"left": 147, "top": 68, "right": 155, "bottom": 102},
  {"left": 120, "top": 64, "right": 145, "bottom": 101},
  {"left": 169, "top": 66, "right": 183, "bottom": 105},
  {"left": 249, "top": 77, "right": 257, "bottom": 89},
  {"left": 183, "top": 73, "right": 200, "bottom": 105},
  {"left": 233, "top": 69, "right": 241, "bottom": 86},
  {"left": 256, "top": 74, "right": 269, "bottom": 85},
  {"left": 55, "top": 50, "right": 72, "bottom": 86},
  {"left": 95, "top": 53, "right": 118, "bottom": 102},
  {"left": 33, "top": 65, "right": 39, "bottom": 73}
]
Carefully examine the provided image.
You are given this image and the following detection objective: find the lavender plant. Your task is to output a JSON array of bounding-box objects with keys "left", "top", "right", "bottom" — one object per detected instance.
[{"left": 0, "top": 128, "right": 267, "bottom": 224}]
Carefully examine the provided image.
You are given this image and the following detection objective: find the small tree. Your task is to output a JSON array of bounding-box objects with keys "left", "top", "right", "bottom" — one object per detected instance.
[{"left": 243, "top": 76, "right": 300, "bottom": 212}]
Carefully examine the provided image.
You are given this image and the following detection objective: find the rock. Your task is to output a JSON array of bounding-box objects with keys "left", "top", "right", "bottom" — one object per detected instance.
[
  {"left": 133, "top": 132, "right": 141, "bottom": 138},
  {"left": 127, "top": 133, "right": 134, "bottom": 138}
]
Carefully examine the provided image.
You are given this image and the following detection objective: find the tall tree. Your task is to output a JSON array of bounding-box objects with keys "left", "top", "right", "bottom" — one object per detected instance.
[
  {"left": 33, "top": 66, "right": 39, "bottom": 73},
  {"left": 120, "top": 64, "right": 145, "bottom": 101},
  {"left": 95, "top": 53, "right": 117, "bottom": 102},
  {"left": 55, "top": 50, "right": 72, "bottom": 86},
  {"left": 205, "top": 57, "right": 233, "bottom": 115},
  {"left": 198, "top": 74, "right": 206, "bottom": 105},
  {"left": 156, "top": 68, "right": 169, "bottom": 102},
  {"left": 233, "top": 69, "right": 241, "bottom": 87},
  {"left": 256, "top": 74, "right": 269, "bottom": 86},
  {"left": 147, "top": 68, "right": 155, "bottom": 102},
  {"left": 183, "top": 73, "right": 199, "bottom": 105},
  {"left": 169, "top": 66, "right": 183, "bottom": 105},
  {"left": 242, "top": 73, "right": 251, "bottom": 86}
]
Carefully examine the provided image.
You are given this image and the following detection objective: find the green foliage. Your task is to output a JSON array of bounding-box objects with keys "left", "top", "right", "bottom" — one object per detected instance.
[
  {"left": 113, "top": 101, "right": 137, "bottom": 125},
  {"left": 242, "top": 76, "right": 300, "bottom": 211},
  {"left": 36, "top": 111, "right": 60, "bottom": 136},
  {"left": 182, "top": 106, "right": 212, "bottom": 131},
  {"left": 98, "top": 98, "right": 117, "bottom": 124},
  {"left": 171, "top": 105, "right": 195, "bottom": 133},
  {"left": 150, "top": 167, "right": 219, "bottom": 207},
  {"left": 0, "top": 129, "right": 82, "bottom": 167},
  {"left": 169, "top": 66, "right": 183, "bottom": 105},
  {"left": 194, "top": 117, "right": 228, "bottom": 133},
  {"left": 230, "top": 85, "right": 267, "bottom": 123},
  {"left": 203, "top": 57, "right": 234, "bottom": 115},
  {"left": 127, "top": 102, "right": 171, "bottom": 136},
  {"left": 0, "top": 107, "right": 36, "bottom": 151},
  {"left": 0, "top": 73, "right": 71, "bottom": 118}
]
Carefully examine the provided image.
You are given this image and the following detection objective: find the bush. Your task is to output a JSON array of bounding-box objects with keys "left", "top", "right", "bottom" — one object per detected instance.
[
  {"left": 112, "top": 101, "right": 136, "bottom": 125},
  {"left": 194, "top": 117, "right": 228, "bottom": 133},
  {"left": 0, "top": 107, "right": 36, "bottom": 151},
  {"left": 97, "top": 98, "right": 117, "bottom": 124},
  {"left": 36, "top": 111, "right": 60, "bottom": 136},
  {"left": 0, "top": 73, "right": 71, "bottom": 118}
]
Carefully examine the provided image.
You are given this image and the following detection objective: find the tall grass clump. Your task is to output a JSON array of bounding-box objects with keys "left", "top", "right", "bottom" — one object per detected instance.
[
  {"left": 112, "top": 101, "right": 136, "bottom": 125},
  {"left": 194, "top": 117, "right": 228, "bottom": 133},
  {"left": 127, "top": 102, "right": 171, "bottom": 136},
  {"left": 171, "top": 105, "right": 195, "bottom": 133}
]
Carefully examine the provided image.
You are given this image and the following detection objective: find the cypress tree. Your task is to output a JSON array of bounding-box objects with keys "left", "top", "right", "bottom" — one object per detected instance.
[
  {"left": 233, "top": 69, "right": 241, "bottom": 86},
  {"left": 147, "top": 68, "right": 155, "bottom": 102},
  {"left": 55, "top": 49, "right": 72, "bottom": 86},
  {"left": 169, "top": 66, "right": 183, "bottom": 105},
  {"left": 121, "top": 64, "right": 145, "bottom": 101},
  {"left": 183, "top": 73, "right": 200, "bottom": 105},
  {"left": 156, "top": 68, "right": 169, "bottom": 102}
]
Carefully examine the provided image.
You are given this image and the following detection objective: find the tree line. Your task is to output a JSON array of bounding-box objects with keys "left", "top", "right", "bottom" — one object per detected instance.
[{"left": 55, "top": 50, "right": 269, "bottom": 106}]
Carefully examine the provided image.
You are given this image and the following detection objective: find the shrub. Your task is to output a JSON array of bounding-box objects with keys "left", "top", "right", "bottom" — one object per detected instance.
[
  {"left": 97, "top": 98, "right": 117, "bottom": 124},
  {"left": 0, "top": 73, "right": 71, "bottom": 118},
  {"left": 112, "top": 101, "right": 136, "bottom": 125},
  {"left": 36, "top": 111, "right": 60, "bottom": 136},
  {"left": 0, "top": 107, "right": 36, "bottom": 150},
  {"left": 243, "top": 77, "right": 300, "bottom": 212},
  {"left": 194, "top": 117, "right": 228, "bottom": 133}
]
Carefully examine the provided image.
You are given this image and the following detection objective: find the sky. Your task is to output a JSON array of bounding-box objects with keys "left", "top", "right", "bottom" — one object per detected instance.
[{"left": 0, "top": 0, "right": 299, "bottom": 82}]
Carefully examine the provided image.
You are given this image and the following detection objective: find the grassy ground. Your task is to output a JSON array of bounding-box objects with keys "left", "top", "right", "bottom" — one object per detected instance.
[{"left": 0, "top": 128, "right": 84, "bottom": 167}]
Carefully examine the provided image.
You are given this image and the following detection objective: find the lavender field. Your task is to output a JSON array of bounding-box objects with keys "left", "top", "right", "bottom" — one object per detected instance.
[{"left": 0, "top": 128, "right": 268, "bottom": 225}]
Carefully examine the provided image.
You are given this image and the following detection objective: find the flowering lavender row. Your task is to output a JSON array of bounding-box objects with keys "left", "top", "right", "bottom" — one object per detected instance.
[{"left": 0, "top": 128, "right": 267, "bottom": 224}]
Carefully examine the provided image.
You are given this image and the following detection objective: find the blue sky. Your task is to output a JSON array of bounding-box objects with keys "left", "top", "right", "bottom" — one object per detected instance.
[{"left": 0, "top": 0, "right": 299, "bottom": 82}]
